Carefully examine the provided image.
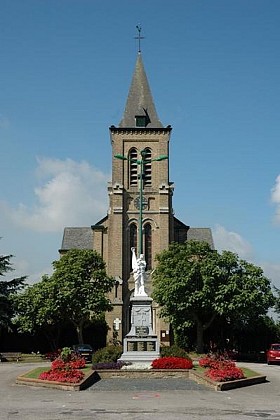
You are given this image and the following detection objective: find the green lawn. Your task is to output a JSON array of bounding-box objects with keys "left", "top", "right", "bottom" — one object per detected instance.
[{"left": 241, "top": 367, "right": 260, "bottom": 378}]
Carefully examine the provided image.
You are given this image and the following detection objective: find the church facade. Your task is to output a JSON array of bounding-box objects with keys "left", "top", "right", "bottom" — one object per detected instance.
[{"left": 60, "top": 52, "right": 213, "bottom": 344}]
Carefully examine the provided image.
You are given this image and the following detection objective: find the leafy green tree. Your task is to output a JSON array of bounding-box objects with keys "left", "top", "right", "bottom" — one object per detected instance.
[
  {"left": 15, "top": 249, "right": 114, "bottom": 344},
  {"left": 0, "top": 252, "right": 26, "bottom": 333},
  {"left": 13, "top": 275, "right": 62, "bottom": 350},
  {"left": 272, "top": 287, "right": 280, "bottom": 323},
  {"left": 152, "top": 240, "right": 275, "bottom": 353}
]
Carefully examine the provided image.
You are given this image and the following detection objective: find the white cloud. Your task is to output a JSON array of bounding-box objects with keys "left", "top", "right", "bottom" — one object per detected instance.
[
  {"left": 271, "top": 175, "right": 280, "bottom": 224},
  {"left": 4, "top": 255, "right": 52, "bottom": 285},
  {"left": 261, "top": 262, "right": 280, "bottom": 290},
  {"left": 212, "top": 224, "right": 253, "bottom": 260},
  {"left": 6, "top": 157, "right": 109, "bottom": 232},
  {"left": 212, "top": 224, "right": 280, "bottom": 290}
]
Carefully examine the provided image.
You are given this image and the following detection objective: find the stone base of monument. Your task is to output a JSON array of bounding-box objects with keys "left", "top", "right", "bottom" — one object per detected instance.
[
  {"left": 120, "top": 336, "right": 160, "bottom": 363},
  {"left": 119, "top": 296, "right": 160, "bottom": 363}
]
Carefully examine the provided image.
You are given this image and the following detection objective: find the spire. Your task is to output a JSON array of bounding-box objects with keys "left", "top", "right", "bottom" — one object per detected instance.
[{"left": 119, "top": 53, "right": 163, "bottom": 128}]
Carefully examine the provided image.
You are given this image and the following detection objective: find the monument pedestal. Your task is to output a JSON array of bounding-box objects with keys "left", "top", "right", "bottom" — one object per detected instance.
[{"left": 120, "top": 296, "right": 160, "bottom": 363}]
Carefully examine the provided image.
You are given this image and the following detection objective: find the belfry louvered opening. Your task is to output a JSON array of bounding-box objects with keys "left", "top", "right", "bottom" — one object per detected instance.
[
  {"left": 143, "top": 148, "right": 152, "bottom": 187},
  {"left": 129, "top": 148, "right": 138, "bottom": 186}
]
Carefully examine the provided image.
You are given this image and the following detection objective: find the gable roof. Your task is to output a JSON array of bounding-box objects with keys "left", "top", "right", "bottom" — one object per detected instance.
[
  {"left": 60, "top": 227, "right": 93, "bottom": 251},
  {"left": 187, "top": 227, "right": 214, "bottom": 249},
  {"left": 119, "top": 53, "right": 163, "bottom": 128}
]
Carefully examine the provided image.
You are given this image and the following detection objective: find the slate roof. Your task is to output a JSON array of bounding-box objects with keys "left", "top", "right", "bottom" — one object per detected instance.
[
  {"left": 60, "top": 226, "right": 214, "bottom": 252},
  {"left": 187, "top": 227, "right": 214, "bottom": 249},
  {"left": 119, "top": 53, "right": 163, "bottom": 128},
  {"left": 60, "top": 227, "right": 93, "bottom": 251}
]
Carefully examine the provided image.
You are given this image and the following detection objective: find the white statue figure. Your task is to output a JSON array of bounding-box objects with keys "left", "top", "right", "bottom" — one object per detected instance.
[{"left": 131, "top": 247, "right": 148, "bottom": 297}]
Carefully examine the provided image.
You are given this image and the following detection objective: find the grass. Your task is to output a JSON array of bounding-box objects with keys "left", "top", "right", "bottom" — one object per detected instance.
[
  {"left": 241, "top": 367, "right": 260, "bottom": 378},
  {"left": 24, "top": 367, "right": 48, "bottom": 379}
]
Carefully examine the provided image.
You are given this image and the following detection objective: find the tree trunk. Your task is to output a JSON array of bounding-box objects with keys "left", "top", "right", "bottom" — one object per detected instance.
[
  {"left": 194, "top": 313, "right": 217, "bottom": 354},
  {"left": 76, "top": 321, "right": 84, "bottom": 344},
  {"left": 43, "top": 326, "right": 61, "bottom": 351}
]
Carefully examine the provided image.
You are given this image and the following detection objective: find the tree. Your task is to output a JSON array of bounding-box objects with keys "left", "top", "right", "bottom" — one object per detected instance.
[
  {"left": 152, "top": 240, "right": 275, "bottom": 353},
  {"left": 13, "top": 275, "right": 63, "bottom": 350},
  {"left": 15, "top": 249, "right": 114, "bottom": 345},
  {"left": 0, "top": 252, "right": 26, "bottom": 333},
  {"left": 272, "top": 287, "right": 280, "bottom": 322}
]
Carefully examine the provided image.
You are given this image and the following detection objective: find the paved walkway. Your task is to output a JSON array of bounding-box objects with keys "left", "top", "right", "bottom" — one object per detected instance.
[{"left": 88, "top": 377, "right": 206, "bottom": 391}]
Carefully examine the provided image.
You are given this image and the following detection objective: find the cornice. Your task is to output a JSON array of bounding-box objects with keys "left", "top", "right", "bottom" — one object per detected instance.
[{"left": 110, "top": 126, "right": 172, "bottom": 136}]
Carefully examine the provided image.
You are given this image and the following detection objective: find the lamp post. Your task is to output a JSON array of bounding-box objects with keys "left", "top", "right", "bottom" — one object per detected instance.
[{"left": 115, "top": 150, "right": 168, "bottom": 257}]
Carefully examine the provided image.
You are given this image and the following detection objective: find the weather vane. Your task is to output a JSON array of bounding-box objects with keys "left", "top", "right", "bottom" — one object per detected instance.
[{"left": 135, "top": 25, "right": 144, "bottom": 53}]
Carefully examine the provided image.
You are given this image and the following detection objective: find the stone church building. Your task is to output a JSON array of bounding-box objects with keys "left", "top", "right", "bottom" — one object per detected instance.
[{"left": 60, "top": 52, "right": 213, "bottom": 345}]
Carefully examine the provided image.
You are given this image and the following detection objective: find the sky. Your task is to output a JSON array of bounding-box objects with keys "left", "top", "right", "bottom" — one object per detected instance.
[{"left": 1, "top": 0, "right": 280, "bottom": 292}]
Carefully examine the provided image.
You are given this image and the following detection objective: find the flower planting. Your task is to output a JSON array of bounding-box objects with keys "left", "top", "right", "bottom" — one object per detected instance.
[
  {"left": 152, "top": 356, "right": 193, "bottom": 369},
  {"left": 39, "top": 366, "right": 84, "bottom": 383},
  {"left": 44, "top": 349, "right": 61, "bottom": 361},
  {"left": 92, "top": 361, "right": 129, "bottom": 370},
  {"left": 39, "top": 347, "right": 86, "bottom": 383},
  {"left": 205, "top": 365, "right": 244, "bottom": 382},
  {"left": 199, "top": 353, "right": 245, "bottom": 382}
]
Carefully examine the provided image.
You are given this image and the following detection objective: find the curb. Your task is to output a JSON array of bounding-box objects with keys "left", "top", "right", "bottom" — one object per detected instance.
[
  {"left": 16, "top": 368, "right": 267, "bottom": 392},
  {"left": 189, "top": 370, "right": 266, "bottom": 391},
  {"left": 16, "top": 369, "right": 96, "bottom": 391}
]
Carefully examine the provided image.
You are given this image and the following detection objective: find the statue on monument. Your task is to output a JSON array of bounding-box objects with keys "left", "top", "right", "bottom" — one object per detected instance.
[{"left": 131, "top": 247, "right": 148, "bottom": 297}]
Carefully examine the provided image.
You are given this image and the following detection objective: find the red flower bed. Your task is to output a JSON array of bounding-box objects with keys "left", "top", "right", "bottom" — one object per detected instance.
[
  {"left": 199, "top": 351, "right": 235, "bottom": 367},
  {"left": 39, "top": 358, "right": 85, "bottom": 383},
  {"left": 205, "top": 366, "right": 244, "bottom": 382},
  {"left": 39, "top": 367, "right": 84, "bottom": 383},
  {"left": 152, "top": 356, "right": 193, "bottom": 369},
  {"left": 199, "top": 357, "right": 235, "bottom": 370},
  {"left": 199, "top": 353, "right": 245, "bottom": 382}
]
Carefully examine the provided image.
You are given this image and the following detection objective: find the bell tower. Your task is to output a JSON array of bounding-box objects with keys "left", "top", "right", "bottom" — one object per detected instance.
[{"left": 110, "top": 54, "right": 172, "bottom": 280}]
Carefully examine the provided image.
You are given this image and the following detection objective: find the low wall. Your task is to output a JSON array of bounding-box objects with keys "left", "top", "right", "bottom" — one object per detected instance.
[{"left": 16, "top": 368, "right": 267, "bottom": 392}]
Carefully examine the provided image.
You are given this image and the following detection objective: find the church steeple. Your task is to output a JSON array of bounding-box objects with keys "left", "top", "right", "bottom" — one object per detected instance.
[{"left": 119, "top": 53, "right": 163, "bottom": 129}]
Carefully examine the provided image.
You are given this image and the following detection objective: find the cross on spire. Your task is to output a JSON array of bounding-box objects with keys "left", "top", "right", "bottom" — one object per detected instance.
[{"left": 135, "top": 25, "right": 144, "bottom": 53}]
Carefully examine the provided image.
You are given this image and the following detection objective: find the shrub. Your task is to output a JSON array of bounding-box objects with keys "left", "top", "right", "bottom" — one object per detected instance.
[
  {"left": 160, "top": 345, "right": 191, "bottom": 360},
  {"left": 152, "top": 356, "right": 193, "bottom": 369},
  {"left": 92, "top": 345, "right": 123, "bottom": 364},
  {"left": 59, "top": 347, "right": 73, "bottom": 362}
]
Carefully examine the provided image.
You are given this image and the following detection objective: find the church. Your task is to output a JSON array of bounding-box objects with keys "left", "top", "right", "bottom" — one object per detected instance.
[{"left": 60, "top": 48, "right": 213, "bottom": 345}]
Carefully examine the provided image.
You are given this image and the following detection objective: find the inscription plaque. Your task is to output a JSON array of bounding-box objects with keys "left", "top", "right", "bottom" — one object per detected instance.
[
  {"left": 127, "top": 341, "right": 137, "bottom": 352},
  {"left": 147, "top": 341, "right": 156, "bottom": 351},
  {"left": 135, "top": 326, "right": 149, "bottom": 337},
  {"left": 137, "top": 341, "right": 147, "bottom": 351}
]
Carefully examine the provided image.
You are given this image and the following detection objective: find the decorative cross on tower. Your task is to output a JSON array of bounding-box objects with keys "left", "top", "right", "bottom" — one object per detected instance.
[{"left": 135, "top": 25, "right": 144, "bottom": 53}]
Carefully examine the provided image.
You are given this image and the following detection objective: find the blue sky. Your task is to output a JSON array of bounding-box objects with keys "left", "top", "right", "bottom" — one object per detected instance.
[{"left": 1, "top": 0, "right": 280, "bottom": 290}]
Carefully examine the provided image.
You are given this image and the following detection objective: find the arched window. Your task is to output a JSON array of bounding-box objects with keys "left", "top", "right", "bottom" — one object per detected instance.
[
  {"left": 130, "top": 223, "right": 137, "bottom": 270},
  {"left": 144, "top": 223, "right": 152, "bottom": 270},
  {"left": 143, "top": 148, "right": 152, "bottom": 187},
  {"left": 129, "top": 148, "right": 138, "bottom": 187}
]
